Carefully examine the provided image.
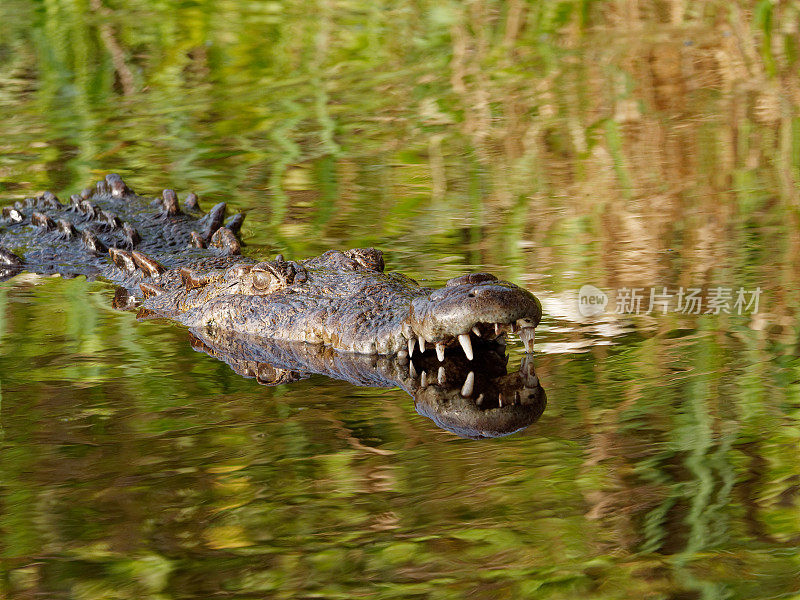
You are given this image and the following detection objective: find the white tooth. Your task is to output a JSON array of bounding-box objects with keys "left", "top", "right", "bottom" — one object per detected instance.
[
  {"left": 495, "top": 323, "right": 511, "bottom": 337},
  {"left": 472, "top": 326, "right": 481, "bottom": 337},
  {"left": 498, "top": 392, "right": 504, "bottom": 407},
  {"left": 458, "top": 333, "right": 474, "bottom": 360},
  {"left": 436, "top": 342, "right": 445, "bottom": 362},
  {"left": 460, "top": 371, "right": 475, "bottom": 397},
  {"left": 514, "top": 391, "right": 520, "bottom": 404},
  {"left": 519, "top": 327, "right": 535, "bottom": 353},
  {"left": 408, "top": 338, "right": 415, "bottom": 357},
  {"left": 418, "top": 336, "right": 426, "bottom": 353},
  {"left": 420, "top": 371, "right": 427, "bottom": 387},
  {"left": 438, "top": 366, "right": 446, "bottom": 385},
  {"left": 409, "top": 361, "right": 418, "bottom": 379},
  {"left": 476, "top": 393, "right": 485, "bottom": 406}
]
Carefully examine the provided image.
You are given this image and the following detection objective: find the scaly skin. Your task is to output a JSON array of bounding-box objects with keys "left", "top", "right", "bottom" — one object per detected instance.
[{"left": 1, "top": 174, "right": 543, "bottom": 362}]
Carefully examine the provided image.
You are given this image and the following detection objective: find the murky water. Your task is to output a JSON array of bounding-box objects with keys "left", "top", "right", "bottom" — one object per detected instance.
[{"left": 2, "top": 1, "right": 800, "bottom": 598}]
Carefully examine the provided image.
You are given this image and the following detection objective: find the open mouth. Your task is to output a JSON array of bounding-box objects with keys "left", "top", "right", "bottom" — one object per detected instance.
[
  {"left": 407, "top": 345, "right": 542, "bottom": 407},
  {"left": 405, "top": 317, "right": 537, "bottom": 362}
]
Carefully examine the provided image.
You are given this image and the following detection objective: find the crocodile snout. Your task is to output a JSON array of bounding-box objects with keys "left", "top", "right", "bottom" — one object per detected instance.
[{"left": 408, "top": 277, "right": 542, "bottom": 359}]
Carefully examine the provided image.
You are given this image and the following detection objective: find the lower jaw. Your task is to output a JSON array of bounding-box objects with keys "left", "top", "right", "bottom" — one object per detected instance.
[{"left": 409, "top": 345, "right": 543, "bottom": 410}]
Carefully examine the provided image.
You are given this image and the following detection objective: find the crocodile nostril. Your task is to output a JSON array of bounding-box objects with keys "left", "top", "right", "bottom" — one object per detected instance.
[{"left": 468, "top": 292, "right": 476, "bottom": 297}]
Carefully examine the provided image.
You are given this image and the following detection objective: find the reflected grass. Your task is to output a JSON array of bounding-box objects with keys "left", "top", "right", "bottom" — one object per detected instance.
[{"left": 1, "top": 277, "right": 799, "bottom": 599}]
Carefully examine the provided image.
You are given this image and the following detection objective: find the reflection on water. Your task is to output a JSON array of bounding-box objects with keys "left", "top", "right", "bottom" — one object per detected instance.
[
  {"left": 188, "top": 325, "right": 547, "bottom": 439},
  {"left": 2, "top": 0, "right": 800, "bottom": 598}
]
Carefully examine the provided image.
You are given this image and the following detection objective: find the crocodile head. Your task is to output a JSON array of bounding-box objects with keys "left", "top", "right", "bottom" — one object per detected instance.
[
  {"left": 408, "top": 272, "right": 542, "bottom": 359},
  {"left": 140, "top": 248, "right": 542, "bottom": 360}
]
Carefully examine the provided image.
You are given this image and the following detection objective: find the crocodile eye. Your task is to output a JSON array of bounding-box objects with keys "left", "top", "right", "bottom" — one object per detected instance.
[
  {"left": 252, "top": 269, "right": 275, "bottom": 291},
  {"left": 250, "top": 259, "right": 302, "bottom": 292}
]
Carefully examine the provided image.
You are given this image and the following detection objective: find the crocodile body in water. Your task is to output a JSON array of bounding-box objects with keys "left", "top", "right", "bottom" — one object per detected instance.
[{"left": 0, "top": 174, "right": 543, "bottom": 364}]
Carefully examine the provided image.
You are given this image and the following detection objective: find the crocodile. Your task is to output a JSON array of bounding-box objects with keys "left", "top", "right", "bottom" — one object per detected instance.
[
  {"left": 0, "top": 174, "right": 543, "bottom": 365},
  {"left": 189, "top": 327, "right": 546, "bottom": 438}
]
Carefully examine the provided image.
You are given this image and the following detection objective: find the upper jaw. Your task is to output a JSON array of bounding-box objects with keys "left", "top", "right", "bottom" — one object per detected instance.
[{"left": 405, "top": 278, "right": 542, "bottom": 361}]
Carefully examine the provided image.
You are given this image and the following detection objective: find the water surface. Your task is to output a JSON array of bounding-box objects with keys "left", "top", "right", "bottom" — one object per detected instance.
[{"left": 2, "top": 1, "right": 800, "bottom": 598}]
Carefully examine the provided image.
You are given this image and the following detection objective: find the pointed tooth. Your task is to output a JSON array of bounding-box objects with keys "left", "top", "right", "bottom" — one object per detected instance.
[
  {"left": 409, "top": 361, "right": 418, "bottom": 379},
  {"left": 420, "top": 371, "right": 428, "bottom": 388},
  {"left": 519, "top": 327, "right": 536, "bottom": 353},
  {"left": 408, "top": 337, "right": 416, "bottom": 357},
  {"left": 418, "top": 337, "right": 426, "bottom": 353},
  {"left": 514, "top": 390, "right": 520, "bottom": 404},
  {"left": 498, "top": 392, "right": 505, "bottom": 407},
  {"left": 476, "top": 393, "right": 485, "bottom": 407},
  {"left": 472, "top": 326, "right": 481, "bottom": 337},
  {"left": 460, "top": 371, "right": 475, "bottom": 397},
  {"left": 458, "top": 333, "right": 474, "bottom": 360},
  {"left": 494, "top": 323, "right": 511, "bottom": 337},
  {"left": 435, "top": 342, "right": 445, "bottom": 362},
  {"left": 437, "top": 366, "right": 446, "bottom": 385}
]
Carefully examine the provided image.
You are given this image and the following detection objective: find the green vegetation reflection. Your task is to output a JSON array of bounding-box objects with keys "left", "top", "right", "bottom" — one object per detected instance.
[{"left": 1, "top": 0, "right": 800, "bottom": 598}]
